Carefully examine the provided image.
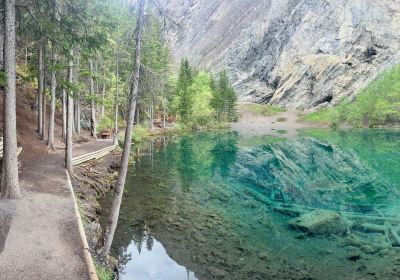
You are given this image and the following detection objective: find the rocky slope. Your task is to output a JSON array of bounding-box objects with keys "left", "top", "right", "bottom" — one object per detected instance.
[{"left": 162, "top": 0, "right": 400, "bottom": 109}]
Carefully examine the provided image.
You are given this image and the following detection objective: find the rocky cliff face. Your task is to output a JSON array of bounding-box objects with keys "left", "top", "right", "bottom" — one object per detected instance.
[{"left": 161, "top": 0, "right": 400, "bottom": 109}]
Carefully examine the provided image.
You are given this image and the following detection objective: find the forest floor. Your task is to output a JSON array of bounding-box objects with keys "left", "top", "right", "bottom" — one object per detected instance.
[
  {"left": 0, "top": 84, "right": 113, "bottom": 280},
  {"left": 231, "top": 102, "right": 333, "bottom": 138}
]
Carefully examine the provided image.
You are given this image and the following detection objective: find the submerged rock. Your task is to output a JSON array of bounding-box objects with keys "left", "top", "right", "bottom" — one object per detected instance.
[
  {"left": 347, "top": 250, "right": 361, "bottom": 261},
  {"left": 360, "top": 245, "right": 376, "bottom": 254},
  {"left": 289, "top": 210, "right": 348, "bottom": 236},
  {"left": 258, "top": 252, "right": 269, "bottom": 260}
]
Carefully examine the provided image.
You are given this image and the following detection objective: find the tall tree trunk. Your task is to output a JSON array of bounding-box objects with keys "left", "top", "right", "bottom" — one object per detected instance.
[
  {"left": 89, "top": 59, "right": 97, "bottom": 139},
  {"left": 37, "top": 41, "right": 43, "bottom": 136},
  {"left": 150, "top": 97, "right": 154, "bottom": 130},
  {"left": 65, "top": 49, "right": 74, "bottom": 174},
  {"left": 163, "top": 92, "right": 166, "bottom": 129},
  {"left": 47, "top": 45, "right": 56, "bottom": 151},
  {"left": 74, "top": 56, "right": 81, "bottom": 134},
  {"left": 135, "top": 104, "right": 139, "bottom": 125},
  {"left": 113, "top": 52, "right": 119, "bottom": 146},
  {"left": 62, "top": 87, "right": 66, "bottom": 142},
  {"left": 101, "top": 0, "right": 147, "bottom": 257},
  {"left": 100, "top": 83, "right": 105, "bottom": 118},
  {"left": 41, "top": 43, "right": 47, "bottom": 141},
  {"left": 1, "top": 0, "right": 20, "bottom": 199}
]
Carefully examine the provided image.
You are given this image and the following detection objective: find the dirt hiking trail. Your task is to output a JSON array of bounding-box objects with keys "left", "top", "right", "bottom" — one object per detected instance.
[{"left": 0, "top": 135, "right": 113, "bottom": 280}]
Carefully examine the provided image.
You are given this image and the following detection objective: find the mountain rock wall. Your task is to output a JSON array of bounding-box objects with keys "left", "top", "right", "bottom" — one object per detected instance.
[{"left": 162, "top": 0, "right": 400, "bottom": 109}]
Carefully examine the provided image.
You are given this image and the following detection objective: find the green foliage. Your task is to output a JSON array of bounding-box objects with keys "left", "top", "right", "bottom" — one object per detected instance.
[
  {"left": 98, "top": 115, "right": 113, "bottom": 132},
  {"left": 241, "top": 103, "right": 286, "bottom": 116},
  {"left": 0, "top": 70, "right": 5, "bottom": 87},
  {"left": 277, "top": 130, "right": 288, "bottom": 135},
  {"left": 132, "top": 125, "right": 149, "bottom": 143},
  {"left": 173, "top": 59, "right": 238, "bottom": 127},
  {"left": 302, "top": 64, "right": 400, "bottom": 127},
  {"left": 190, "top": 72, "right": 214, "bottom": 126},
  {"left": 176, "top": 59, "right": 193, "bottom": 123},
  {"left": 210, "top": 70, "right": 238, "bottom": 122},
  {"left": 94, "top": 261, "right": 113, "bottom": 280}
]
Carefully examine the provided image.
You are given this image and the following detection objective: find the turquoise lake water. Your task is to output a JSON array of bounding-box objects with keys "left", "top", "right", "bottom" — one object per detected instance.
[{"left": 104, "top": 129, "right": 400, "bottom": 279}]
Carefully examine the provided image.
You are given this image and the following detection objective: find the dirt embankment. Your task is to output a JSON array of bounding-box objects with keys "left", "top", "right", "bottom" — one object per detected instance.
[
  {"left": 70, "top": 149, "right": 121, "bottom": 273},
  {"left": 0, "top": 84, "right": 52, "bottom": 156}
]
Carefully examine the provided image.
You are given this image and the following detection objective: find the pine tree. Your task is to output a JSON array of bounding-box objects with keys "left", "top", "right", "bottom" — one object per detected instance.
[
  {"left": 213, "top": 70, "right": 238, "bottom": 122},
  {"left": 177, "top": 59, "right": 193, "bottom": 123},
  {"left": 210, "top": 74, "right": 223, "bottom": 120}
]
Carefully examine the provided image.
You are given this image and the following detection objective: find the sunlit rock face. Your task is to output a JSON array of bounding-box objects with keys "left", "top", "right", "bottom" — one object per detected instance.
[{"left": 161, "top": 0, "right": 400, "bottom": 109}]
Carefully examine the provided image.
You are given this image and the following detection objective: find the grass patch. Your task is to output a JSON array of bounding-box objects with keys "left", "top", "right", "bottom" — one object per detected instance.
[
  {"left": 76, "top": 199, "right": 89, "bottom": 225},
  {"left": 276, "top": 130, "right": 288, "bottom": 135},
  {"left": 241, "top": 103, "right": 286, "bottom": 116},
  {"left": 276, "top": 117, "right": 287, "bottom": 122},
  {"left": 95, "top": 261, "right": 113, "bottom": 280},
  {"left": 301, "top": 64, "right": 400, "bottom": 127},
  {"left": 300, "top": 108, "right": 342, "bottom": 126}
]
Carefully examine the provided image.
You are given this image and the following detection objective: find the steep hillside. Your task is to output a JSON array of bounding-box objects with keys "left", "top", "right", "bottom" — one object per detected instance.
[{"left": 162, "top": 0, "right": 400, "bottom": 109}]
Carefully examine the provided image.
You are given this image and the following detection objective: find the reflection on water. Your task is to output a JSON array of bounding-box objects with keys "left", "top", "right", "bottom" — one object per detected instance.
[
  {"left": 120, "top": 231, "right": 197, "bottom": 280},
  {"left": 101, "top": 129, "right": 400, "bottom": 280}
]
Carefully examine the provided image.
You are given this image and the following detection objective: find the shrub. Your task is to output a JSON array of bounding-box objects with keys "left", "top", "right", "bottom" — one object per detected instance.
[{"left": 98, "top": 116, "right": 113, "bottom": 132}]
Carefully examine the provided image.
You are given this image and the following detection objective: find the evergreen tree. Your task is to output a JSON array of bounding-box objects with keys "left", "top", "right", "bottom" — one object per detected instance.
[
  {"left": 211, "top": 70, "right": 238, "bottom": 122},
  {"left": 176, "top": 59, "right": 193, "bottom": 123},
  {"left": 210, "top": 74, "right": 223, "bottom": 120}
]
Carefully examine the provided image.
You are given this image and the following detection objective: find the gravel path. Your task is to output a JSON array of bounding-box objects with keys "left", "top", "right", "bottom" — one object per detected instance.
[{"left": 0, "top": 139, "right": 113, "bottom": 280}]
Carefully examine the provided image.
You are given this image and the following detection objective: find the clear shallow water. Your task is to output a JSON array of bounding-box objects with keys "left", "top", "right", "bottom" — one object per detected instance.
[
  {"left": 120, "top": 233, "right": 197, "bottom": 280},
  {"left": 103, "top": 129, "right": 400, "bottom": 280}
]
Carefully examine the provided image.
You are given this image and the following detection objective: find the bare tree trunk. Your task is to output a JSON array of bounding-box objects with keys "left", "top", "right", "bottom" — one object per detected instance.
[
  {"left": 113, "top": 52, "right": 119, "bottom": 146},
  {"left": 65, "top": 49, "right": 74, "bottom": 174},
  {"left": 74, "top": 56, "right": 81, "bottom": 134},
  {"left": 150, "top": 97, "right": 154, "bottom": 130},
  {"left": 135, "top": 104, "right": 139, "bottom": 125},
  {"left": 163, "top": 92, "right": 166, "bottom": 129},
  {"left": 89, "top": 59, "right": 97, "bottom": 139},
  {"left": 100, "top": 83, "right": 105, "bottom": 118},
  {"left": 1, "top": 0, "right": 20, "bottom": 199},
  {"left": 62, "top": 87, "right": 66, "bottom": 142},
  {"left": 47, "top": 45, "right": 56, "bottom": 151},
  {"left": 41, "top": 43, "right": 47, "bottom": 141},
  {"left": 37, "top": 41, "right": 43, "bottom": 136},
  {"left": 101, "top": 0, "right": 147, "bottom": 257}
]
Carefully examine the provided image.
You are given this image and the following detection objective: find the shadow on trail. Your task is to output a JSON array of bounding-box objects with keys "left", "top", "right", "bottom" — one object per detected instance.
[{"left": 0, "top": 200, "right": 16, "bottom": 254}]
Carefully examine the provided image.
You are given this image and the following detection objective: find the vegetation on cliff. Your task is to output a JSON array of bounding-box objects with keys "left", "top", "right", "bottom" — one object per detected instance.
[{"left": 303, "top": 64, "right": 400, "bottom": 127}]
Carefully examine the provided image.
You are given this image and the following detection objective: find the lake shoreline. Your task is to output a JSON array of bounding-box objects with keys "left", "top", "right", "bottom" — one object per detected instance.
[
  {"left": 71, "top": 149, "right": 122, "bottom": 279},
  {"left": 73, "top": 105, "right": 400, "bottom": 280}
]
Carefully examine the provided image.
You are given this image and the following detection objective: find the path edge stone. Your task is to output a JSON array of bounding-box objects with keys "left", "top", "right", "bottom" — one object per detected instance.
[{"left": 65, "top": 170, "right": 99, "bottom": 280}]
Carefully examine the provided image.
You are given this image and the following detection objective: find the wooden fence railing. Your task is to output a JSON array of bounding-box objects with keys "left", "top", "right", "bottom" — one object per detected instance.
[{"left": 72, "top": 145, "right": 117, "bottom": 166}]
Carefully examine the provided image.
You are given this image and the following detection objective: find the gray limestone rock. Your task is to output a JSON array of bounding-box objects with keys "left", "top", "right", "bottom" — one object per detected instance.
[
  {"left": 162, "top": 0, "right": 400, "bottom": 109},
  {"left": 289, "top": 209, "right": 348, "bottom": 236}
]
